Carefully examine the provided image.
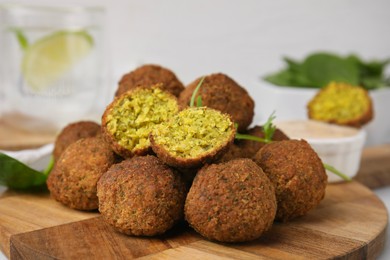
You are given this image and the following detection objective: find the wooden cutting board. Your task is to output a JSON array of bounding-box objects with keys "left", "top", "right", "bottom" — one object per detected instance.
[{"left": 0, "top": 181, "right": 388, "bottom": 260}]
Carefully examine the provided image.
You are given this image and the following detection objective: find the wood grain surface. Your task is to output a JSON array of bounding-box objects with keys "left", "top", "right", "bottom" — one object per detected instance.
[
  {"left": 0, "top": 188, "right": 99, "bottom": 257},
  {"left": 1, "top": 181, "right": 387, "bottom": 260},
  {"left": 354, "top": 144, "right": 390, "bottom": 189},
  {"left": 0, "top": 121, "right": 56, "bottom": 151}
]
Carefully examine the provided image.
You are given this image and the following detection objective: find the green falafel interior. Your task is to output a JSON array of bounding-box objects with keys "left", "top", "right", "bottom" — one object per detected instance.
[
  {"left": 152, "top": 107, "right": 235, "bottom": 158},
  {"left": 105, "top": 86, "right": 179, "bottom": 152}
]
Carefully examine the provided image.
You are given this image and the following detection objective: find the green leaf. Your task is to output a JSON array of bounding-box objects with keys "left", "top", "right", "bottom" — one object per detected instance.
[
  {"left": 10, "top": 28, "right": 29, "bottom": 51},
  {"left": 42, "top": 157, "right": 54, "bottom": 176},
  {"left": 361, "top": 77, "right": 385, "bottom": 90},
  {"left": 263, "top": 58, "right": 313, "bottom": 88},
  {"left": 283, "top": 57, "right": 303, "bottom": 73},
  {"left": 302, "top": 52, "right": 359, "bottom": 87},
  {"left": 0, "top": 153, "right": 48, "bottom": 189},
  {"left": 263, "top": 69, "right": 294, "bottom": 86},
  {"left": 263, "top": 52, "right": 390, "bottom": 89},
  {"left": 352, "top": 55, "right": 390, "bottom": 89},
  {"left": 262, "top": 111, "right": 277, "bottom": 142}
]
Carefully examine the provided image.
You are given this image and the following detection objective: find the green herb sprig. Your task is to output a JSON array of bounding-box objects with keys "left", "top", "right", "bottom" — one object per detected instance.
[
  {"left": 235, "top": 112, "right": 276, "bottom": 144},
  {"left": 262, "top": 111, "right": 276, "bottom": 142},
  {"left": 0, "top": 153, "right": 53, "bottom": 190},
  {"left": 190, "top": 77, "right": 205, "bottom": 107},
  {"left": 323, "top": 163, "right": 351, "bottom": 181},
  {"left": 263, "top": 52, "right": 390, "bottom": 90}
]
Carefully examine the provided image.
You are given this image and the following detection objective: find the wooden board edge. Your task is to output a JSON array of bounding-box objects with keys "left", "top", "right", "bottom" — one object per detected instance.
[
  {"left": 366, "top": 223, "right": 388, "bottom": 260},
  {"left": 9, "top": 216, "right": 102, "bottom": 260}
]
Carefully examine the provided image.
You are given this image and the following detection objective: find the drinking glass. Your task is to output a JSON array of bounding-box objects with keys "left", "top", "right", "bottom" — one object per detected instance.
[{"left": 0, "top": 4, "right": 108, "bottom": 133}]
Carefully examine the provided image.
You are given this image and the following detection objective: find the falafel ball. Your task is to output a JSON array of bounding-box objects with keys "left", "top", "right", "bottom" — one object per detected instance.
[
  {"left": 178, "top": 73, "right": 255, "bottom": 132},
  {"left": 185, "top": 158, "right": 276, "bottom": 243},
  {"left": 150, "top": 107, "right": 236, "bottom": 169},
  {"left": 115, "top": 64, "right": 185, "bottom": 97},
  {"left": 47, "top": 136, "right": 116, "bottom": 210},
  {"left": 97, "top": 155, "right": 187, "bottom": 236},
  {"left": 102, "top": 85, "right": 179, "bottom": 158},
  {"left": 253, "top": 139, "right": 327, "bottom": 222},
  {"left": 53, "top": 121, "right": 101, "bottom": 161}
]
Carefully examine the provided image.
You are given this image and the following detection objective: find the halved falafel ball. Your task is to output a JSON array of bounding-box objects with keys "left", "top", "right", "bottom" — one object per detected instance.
[
  {"left": 253, "top": 139, "right": 327, "bottom": 222},
  {"left": 185, "top": 158, "right": 276, "bottom": 243},
  {"left": 150, "top": 107, "right": 236, "bottom": 169},
  {"left": 115, "top": 64, "right": 185, "bottom": 97},
  {"left": 307, "top": 82, "right": 373, "bottom": 127},
  {"left": 97, "top": 155, "right": 187, "bottom": 236},
  {"left": 178, "top": 73, "right": 255, "bottom": 132},
  {"left": 53, "top": 121, "right": 101, "bottom": 162},
  {"left": 47, "top": 136, "right": 116, "bottom": 210},
  {"left": 102, "top": 85, "right": 179, "bottom": 158}
]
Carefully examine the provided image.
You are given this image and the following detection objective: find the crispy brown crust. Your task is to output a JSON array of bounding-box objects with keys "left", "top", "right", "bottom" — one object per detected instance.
[
  {"left": 97, "top": 155, "right": 187, "bottom": 236},
  {"left": 115, "top": 64, "right": 185, "bottom": 97},
  {"left": 185, "top": 158, "right": 276, "bottom": 242},
  {"left": 53, "top": 121, "right": 101, "bottom": 161},
  {"left": 253, "top": 139, "right": 327, "bottom": 222},
  {"left": 101, "top": 86, "right": 179, "bottom": 158},
  {"left": 178, "top": 73, "right": 255, "bottom": 132},
  {"left": 149, "top": 119, "right": 236, "bottom": 169},
  {"left": 47, "top": 136, "right": 116, "bottom": 210},
  {"left": 216, "top": 143, "right": 245, "bottom": 163}
]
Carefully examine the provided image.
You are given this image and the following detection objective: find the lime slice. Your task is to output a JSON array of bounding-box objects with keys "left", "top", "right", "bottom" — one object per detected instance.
[{"left": 21, "top": 30, "right": 93, "bottom": 91}]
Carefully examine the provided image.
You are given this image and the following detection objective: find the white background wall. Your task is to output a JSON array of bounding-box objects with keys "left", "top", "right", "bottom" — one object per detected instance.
[
  {"left": 1, "top": 0, "right": 390, "bottom": 121},
  {"left": 2, "top": 1, "right": 389, "bottom": 85}
]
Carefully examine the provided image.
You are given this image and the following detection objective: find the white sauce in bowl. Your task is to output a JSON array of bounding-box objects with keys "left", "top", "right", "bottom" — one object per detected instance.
[{"left": 276, "top": 120, "right": 359, "bottom": 139}]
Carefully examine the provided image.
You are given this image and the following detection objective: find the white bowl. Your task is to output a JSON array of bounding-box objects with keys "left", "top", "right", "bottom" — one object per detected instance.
[
  {"left": 254, "top": 82, "right": 390, "bottom": 146},
  {"left": 276, "top": 120, "right": 366, "bottom": 183}
]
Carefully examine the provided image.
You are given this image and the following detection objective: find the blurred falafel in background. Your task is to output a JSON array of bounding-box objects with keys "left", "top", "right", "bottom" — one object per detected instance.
[{"left": 307, "top": 82, "right": 374, "bottom": 128}]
